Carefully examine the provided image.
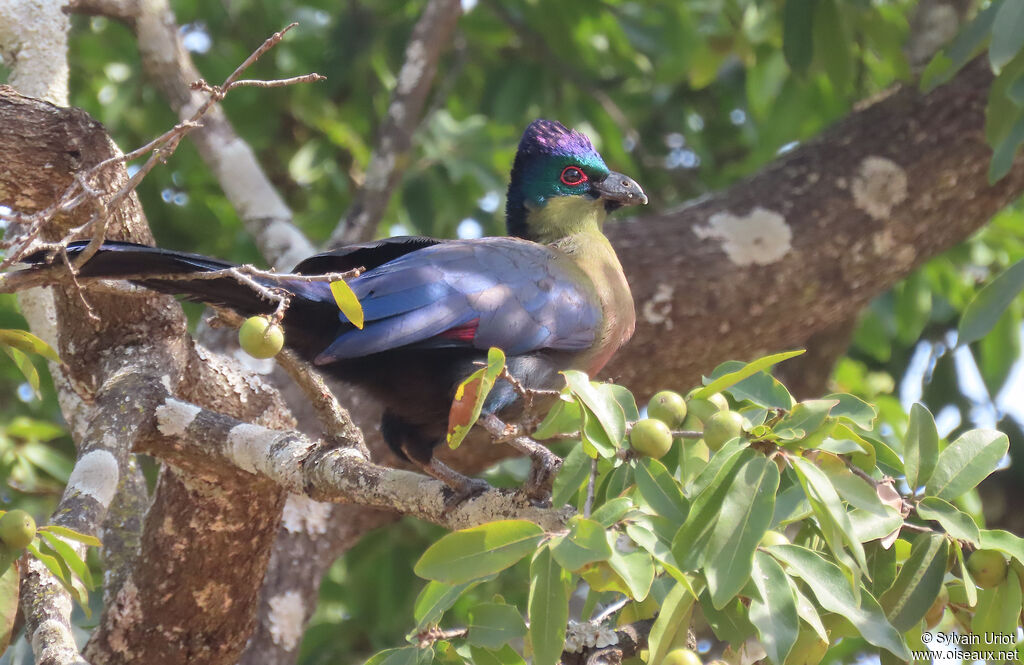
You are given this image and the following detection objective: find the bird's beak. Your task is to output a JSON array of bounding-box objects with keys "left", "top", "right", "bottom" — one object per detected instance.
[{"left": 591, "top": 171, "right": 648, "bottom": 211}]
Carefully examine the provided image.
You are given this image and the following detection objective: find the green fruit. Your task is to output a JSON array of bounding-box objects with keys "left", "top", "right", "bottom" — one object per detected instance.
[
  {"left": 703, "top": 410, "right": 744, "bottom": 451},
  {"left": 967, "top": 549, "right": 1008, "bottom": 589},
  {"left": 629, "top": 419, "right": 674, "bottom": 459},
  {"left": 663, "top": 648, "right": 702, "bottom": 665},
  {"left": 685, "top": 390, "right": 728, "bottom": 424},
  {"left": 760, "top": 529, "right": 790, "bottom": 547},
  {"left": 925, "top": 585, "right": 949, "bottom": 629},
  {"left": 238, "top": 316, "right": 285, "bottom": 359},
  {"left": 0, "top": 509, "right": 36, "bottom": 549},
  {"left": 647, "top": 390, "right": 687, "bottom": 428}
]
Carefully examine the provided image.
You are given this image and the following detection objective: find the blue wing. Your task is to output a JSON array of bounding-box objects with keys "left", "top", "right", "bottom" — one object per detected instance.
[{"left": 302, "top": 238, "right": 600, "bottom": 363}]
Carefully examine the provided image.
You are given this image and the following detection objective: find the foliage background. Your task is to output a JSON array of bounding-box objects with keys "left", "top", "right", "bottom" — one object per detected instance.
[{"left": 2, "top": 0, "right": 1023, "bottom": 662}]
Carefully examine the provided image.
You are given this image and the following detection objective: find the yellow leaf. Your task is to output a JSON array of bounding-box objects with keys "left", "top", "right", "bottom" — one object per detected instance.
[
  {"left": 446, "top": 348, "right": 506, "bottom": 450},
  {"left": 0, "top": 329, "right": 60, "bottom": 363},
  {"left": 330, "top": 280, "right": 364, "bottom": 330}
]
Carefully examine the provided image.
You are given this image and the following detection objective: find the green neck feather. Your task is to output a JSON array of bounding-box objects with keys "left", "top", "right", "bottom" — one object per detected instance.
[{"left": 524, "top": 196, "right": 609, "bottom": 245}]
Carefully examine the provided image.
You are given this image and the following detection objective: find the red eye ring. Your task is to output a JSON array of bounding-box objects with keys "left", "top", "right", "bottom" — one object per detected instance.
[{"left": 559, "top": 166, "right": 588, "bottom": 186}]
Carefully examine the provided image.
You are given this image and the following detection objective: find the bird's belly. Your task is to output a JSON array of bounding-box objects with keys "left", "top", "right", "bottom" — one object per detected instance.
[{"left": 326, "top": 348, "right": 573, "bottom": 426}]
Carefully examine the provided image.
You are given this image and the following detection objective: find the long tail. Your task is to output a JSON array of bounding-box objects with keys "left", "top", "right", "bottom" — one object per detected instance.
[
  {"left": 22, "top": 241, "right": 344, "bottom": 359},
  {"left": 23, "top": 240, "right": 277, "bottom": 315}
]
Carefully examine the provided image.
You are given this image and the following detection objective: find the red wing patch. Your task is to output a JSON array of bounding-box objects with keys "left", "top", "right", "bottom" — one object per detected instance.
[{"left": 438, "top": 318, "right": 479, "bottom": 342}]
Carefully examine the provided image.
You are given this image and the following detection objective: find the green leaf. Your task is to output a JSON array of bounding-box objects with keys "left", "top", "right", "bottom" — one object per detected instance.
[
  {"left": 3, "top": 346, "right": 40, "bottom": 399},
  {"left": 625, "top": 522, "right": 682, "bottom": 578},
  {"left": 792, "top": 583, "right": 829, "bottom": 642},
  {"left": 916, "top": 497, "right": 981, "bottom": 546},
  {"left": 590, "top": 497, "right": 632, "bottom": 528},
  {"left": 414, "top": 520, "right": 543, "bottom": 583},
  {"left": 820, "top": 459, "right": 889, "bottom": 517},
  {"left": 980, "top": 529, "right": 1024, "bottom": 563},
  {"left": 749, "top": 551, "right": 799, "bottom": 665},
  {"left": 551, "top": 444, "right": 590, "bottom": 508},
  {"left": 467, "top": 602, "right": 527, "bottom": 649},
  {"left": 39, "top": 525, "right": 103, "bottom": 549},
  {"left": 608, "top": 548, "right": 655, "bottom": 600},
  {"left": 924, "top": 429, "right": 1009, "bottom": 500},
  {"left": 26, "top": 541, "right": 88, "bottom": 613},
  {"left": 413, "top": 580, "right": 478, "bottom": 630},
  {"left": 773, "top": 399, "right": 838, "bottom": 440},
  {"left": 603, "top": 383, "right": 640, "bottom": 421},
  {"left": 879, "top": 532, "right": 948, "bottom": 631},
  {"left": 704, "top": 454, "right": 780, "bottom": 609},
  {"left": 714, "top": 363, "right": 795, "bottom": 410},
  {"left": 528, "top": 546, "right": 570, "bottom": 665},
  {"left": 39, "top": 531, "right": 94, "bottom": 590},
  {"left": 814, "top": 0, "right": 853, "bottom": 93},
  {"left": 790, "top": 457, "right": 868, "bottom": 573},
  {"left": 783, "top": 0, "right": 815, "bottom": 74},
  {"left": 330, "top": 280, "right": 364, "bottom": 329},
  {"left": 825, "top": 393, "right": 877, "bottom": 430},
  {"left": 550, "top": 517, "right": 611, "bottom": 571},
  {"left": 990, "top": 0, "right": 1024, "bottom": 69},
  {"left": 532, "top": 398, "right": 581, "bottom": 441},
  {"left": 0, "top": 554, "right": 18, "bottom": 653},
  {"left": 363, "top": 647, "right": 432, "bottom": 665},
  {"left": 468, "top": 645, "right": 526, "bottom": 665},
  {"left": 769, "top": 545, "right": 909, "bottom": 659},
  {"left": 700, "top": 591, "right": 755, "bottom": 649},
  {"left": 972, "top": 566, "right": 1022, "bottom": 637},
  {"left": 848, "top": 508, "right": 903, "bottom": 544},
  {"left": 953, "top": 542, "right": 979, "bottom": 607},
  {"left": 865, "top": 542, "right": 898, "bottom": 598},
  {"left": 904, "top": 403, "right": 939, "bottom": 491},
  {"left": 633, "top": 458, "right": 688, "bottom": 524},
  {"left": 958, "top": 257, "right": 1024, "bottom": 344},
  {"left": 563, "top": 371, "right": 626, "bottom": 450},
  {"left": 0, "top": 328, "right": 60, "bottom": 363},
  {"left": 696, "top": 350, "right": 804, "bottom": 399},
  {"left": 446, "top": 347, "right": 506, "bottom": 450},
  {"left": 647, "top": 578, "right": 697, "bottom": 665},
  {"left": 673, "top": 448, "right": 754, "bottom": 570}
]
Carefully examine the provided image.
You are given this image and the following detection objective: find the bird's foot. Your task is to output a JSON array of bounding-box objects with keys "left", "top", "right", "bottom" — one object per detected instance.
[{"left": 416, "top": 456, "right": 491, "bottom": 509}]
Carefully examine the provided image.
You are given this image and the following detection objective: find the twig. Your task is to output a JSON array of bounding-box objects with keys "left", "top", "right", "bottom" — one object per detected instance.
[
  {"left": 0, "top": 22, "right": 323, "bottom": 274},
  {"left": 584, "top": 458, "right": 597, "bottom": 518},
  {"left": 271, "top": 347, "right": 369, "bottom": 458},
  {"left": 414, "top": 626, "right": 468, "bottom": 648},
  {"left": 591, "top": 596, "right": 629, "bottom": 624},
  {"left": 480, "top": 413, "right": 562, "bottom": 503}
]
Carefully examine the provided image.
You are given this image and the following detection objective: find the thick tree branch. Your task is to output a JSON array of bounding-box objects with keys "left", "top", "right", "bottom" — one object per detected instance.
[
  {"left": 146, "top": 395, "right": 570, "bottom": 531},
  {"left": 608, "top": 57, "right": 1024, "bottom": 399},
  {"left": 328, "top": 0, "right": 463, "bottom": 246}
]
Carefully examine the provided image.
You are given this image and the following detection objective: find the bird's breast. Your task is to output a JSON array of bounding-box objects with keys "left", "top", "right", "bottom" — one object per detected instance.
[{"left": 552, "top": 232, "right": 635, "bottom": 376}]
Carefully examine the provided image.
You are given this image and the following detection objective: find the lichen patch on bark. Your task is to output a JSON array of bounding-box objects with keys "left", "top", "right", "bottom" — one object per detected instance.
[
  {"left": 66, "top": 450, "right": 119, "bottom": 507},
  {"left": 267, "top": 590, "right": 305, "bottom": 650},
  {"left": 694, "top": 207, "right": 793, "bottom": 266},
  {"left": 851, "top": 156, "right": 908, "bottom": 220},
  {"left": 156, "top": 398, "right": 202, "bottom": 437},
  {"left": 281, "top": 494, "right": 332, "bottom": 535}
]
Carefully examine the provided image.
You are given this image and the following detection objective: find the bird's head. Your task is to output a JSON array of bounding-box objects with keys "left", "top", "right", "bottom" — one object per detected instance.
[{"left": 505, "top": 119, "right": 647, "bottom": 243}]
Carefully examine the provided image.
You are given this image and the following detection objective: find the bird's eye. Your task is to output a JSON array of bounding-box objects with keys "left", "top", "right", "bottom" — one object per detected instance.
[{"left": 559, "top": 166, "right": 588, "bottom": 186}]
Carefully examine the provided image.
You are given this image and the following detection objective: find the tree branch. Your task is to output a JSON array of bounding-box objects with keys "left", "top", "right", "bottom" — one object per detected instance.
[
  {"left": 607, "top": 57, "right": 1024, "bottom": 400},
  {"left": 328, "top": 0, "right": 463, "bottom": 246}
]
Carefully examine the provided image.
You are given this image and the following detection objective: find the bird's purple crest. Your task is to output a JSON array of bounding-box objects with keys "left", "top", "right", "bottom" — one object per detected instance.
[{"left": 518, "top": 119, "right": 597, "bottom": 159}]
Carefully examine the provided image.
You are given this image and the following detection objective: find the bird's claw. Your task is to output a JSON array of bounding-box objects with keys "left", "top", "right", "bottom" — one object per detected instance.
[{"left": 414, "top": 456, "right": 491, "bottom": 510}]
